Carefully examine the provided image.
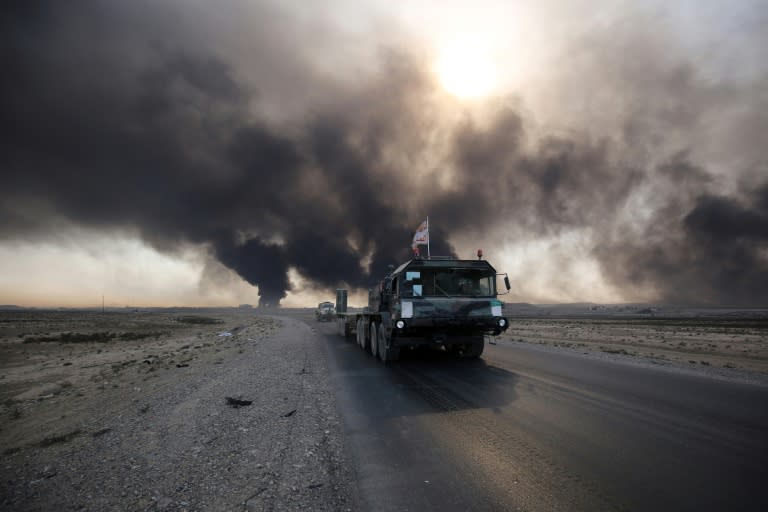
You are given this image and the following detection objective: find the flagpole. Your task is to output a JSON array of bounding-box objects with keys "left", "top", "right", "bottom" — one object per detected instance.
[{"left": 426, "top": 216, "right": 430, "bottom": 259}]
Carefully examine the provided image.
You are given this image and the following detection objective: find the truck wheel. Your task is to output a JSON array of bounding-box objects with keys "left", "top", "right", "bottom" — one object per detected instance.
[
  {"left": 356, "top": 317, "right": 365, "bottom": 348},
  {"left": 462, "top": 340, "right": 485, "bottom": 359},
  {"left": 377, "top": 324, "right": 400, "bottom": 363},
  {"left": 369, "top": 322, "right": 378, "bottom": 357}
]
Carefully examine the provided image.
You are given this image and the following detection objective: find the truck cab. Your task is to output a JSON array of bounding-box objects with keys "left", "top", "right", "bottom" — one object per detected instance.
[
  {"left": 388, "top": 258, "right": 508, "bottom": 335},
  {"left": 345, "top": 257, "right": 510, "bottom": 362}
]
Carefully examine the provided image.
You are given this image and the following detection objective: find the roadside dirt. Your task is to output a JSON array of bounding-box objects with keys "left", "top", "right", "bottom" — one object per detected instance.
[
  {"left": 498, "top": 315, "right": 768, "bottom": 382},
  {"left": 0, "top": 309, "right": 355, "bottom": 511}
]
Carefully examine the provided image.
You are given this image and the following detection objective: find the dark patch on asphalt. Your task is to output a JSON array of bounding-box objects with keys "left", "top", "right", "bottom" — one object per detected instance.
[{"left": 225, "top": 397, "right": 252, "bottom": 408}]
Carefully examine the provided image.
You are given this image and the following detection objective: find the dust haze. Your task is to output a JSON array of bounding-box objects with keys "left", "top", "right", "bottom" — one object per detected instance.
[{"left": 1, "top": 0, "right": 766, "bottom": 305}]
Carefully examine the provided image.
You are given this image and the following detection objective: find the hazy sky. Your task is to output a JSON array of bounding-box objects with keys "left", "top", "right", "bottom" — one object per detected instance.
[{"left": 1, "top": 0, "right": 766, "bottom": 307}]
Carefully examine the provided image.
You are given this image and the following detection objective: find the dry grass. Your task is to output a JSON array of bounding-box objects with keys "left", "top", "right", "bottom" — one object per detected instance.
[{"left": 500, "top": 315, "right": 768, "bottom": 374}]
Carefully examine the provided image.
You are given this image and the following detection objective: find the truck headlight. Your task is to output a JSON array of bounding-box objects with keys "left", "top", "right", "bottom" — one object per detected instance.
[
  {"left": 498, "top": 318, "right": 507, "bottom": 327},
  {"left": 396, "top": 320, "right": 405, "bottom": 329}
]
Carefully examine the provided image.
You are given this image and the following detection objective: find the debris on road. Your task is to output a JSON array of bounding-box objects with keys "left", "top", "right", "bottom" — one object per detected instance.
[
  {"left": 225, "top": 397, "right": 253, "bottom": 408},
  {"left": 282, "top": 409, "right": 297, "bottom": 417}
]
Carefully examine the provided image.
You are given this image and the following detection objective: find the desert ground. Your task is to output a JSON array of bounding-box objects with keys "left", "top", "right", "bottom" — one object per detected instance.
[
  {"left": 498, "top": 304, "right": 768, "bottom": 380},
  {"left": 0, "top": 308, "right": 355, "bottom": 511},
  {"left": 0, "top": 309, "right": 280, "bottom": 447}
]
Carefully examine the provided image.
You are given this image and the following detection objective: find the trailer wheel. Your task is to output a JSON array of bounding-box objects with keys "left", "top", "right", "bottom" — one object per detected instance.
[
  {"left": 369, "top": 322, "right": 378, "bottom": 357},
  {"left": 377, "top": 324, "right": 400, "bottom": 363},
  {"left": 356, "top": 317, "right": 365, "bottom": 349}
]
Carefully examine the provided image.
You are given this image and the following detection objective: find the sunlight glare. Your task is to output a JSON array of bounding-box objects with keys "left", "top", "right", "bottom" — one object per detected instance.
[{"left": 436, "top": 37, "right": 498, "bottom": 98}]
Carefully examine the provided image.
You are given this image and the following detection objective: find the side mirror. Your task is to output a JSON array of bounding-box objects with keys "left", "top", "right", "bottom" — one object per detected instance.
[{"left": 504, "top": 276, "right": 511, "bottom": 291}]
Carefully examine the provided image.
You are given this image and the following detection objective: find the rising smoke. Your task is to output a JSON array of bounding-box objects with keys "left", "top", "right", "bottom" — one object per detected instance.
[{"left": 1, "top": 1, "right": 766, "bottom": 305}]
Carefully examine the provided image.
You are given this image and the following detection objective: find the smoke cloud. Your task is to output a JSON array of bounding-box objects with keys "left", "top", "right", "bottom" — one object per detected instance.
[{"left": 1, "top": 1, "right": 766, "bottom": 305}]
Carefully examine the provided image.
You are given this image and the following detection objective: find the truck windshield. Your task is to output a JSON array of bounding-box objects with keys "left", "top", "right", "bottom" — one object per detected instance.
[{"left": 402, "top": 269, "right": 495, "bottom": 297}]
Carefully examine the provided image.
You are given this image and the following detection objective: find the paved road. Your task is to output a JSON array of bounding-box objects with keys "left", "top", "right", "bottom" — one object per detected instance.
[{"left": 296, "top": 312, "right": 768, "bottom": 511}]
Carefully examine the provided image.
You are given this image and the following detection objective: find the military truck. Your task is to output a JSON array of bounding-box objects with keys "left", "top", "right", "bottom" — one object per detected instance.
[
  {"left": 315, "top": 301, "right": 335, "bottom": 322},
  {"left": 335, "top": 256, "right": 510, "bottom": 362}
]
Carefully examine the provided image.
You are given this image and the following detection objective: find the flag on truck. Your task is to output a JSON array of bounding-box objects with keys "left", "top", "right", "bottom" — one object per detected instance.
[{"left": 412, "top": 219, "right": 429, "bottom": 248}]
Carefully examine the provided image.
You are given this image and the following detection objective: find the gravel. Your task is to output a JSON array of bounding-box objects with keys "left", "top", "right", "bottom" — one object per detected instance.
[{"left": 1, "top": 316, "right": 356, "bottom": 511}]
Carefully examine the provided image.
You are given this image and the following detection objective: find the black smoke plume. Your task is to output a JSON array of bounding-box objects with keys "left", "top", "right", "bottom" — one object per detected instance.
[{"left": 1, "top": 1, "right": 766, "bottom": 305}]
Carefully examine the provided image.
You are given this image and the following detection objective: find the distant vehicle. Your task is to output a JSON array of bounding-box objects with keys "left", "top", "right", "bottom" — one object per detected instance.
[
  {"left": 335, "top": 255, "right": 510, "bottom": 362},
  {"left": 315, "top": 302, "right": 335, "bottom": 322}
]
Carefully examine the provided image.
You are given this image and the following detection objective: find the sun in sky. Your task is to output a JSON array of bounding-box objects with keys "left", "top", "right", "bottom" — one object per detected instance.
[{"left": 435, "top": 36, "right": 500, "bottom": 98}]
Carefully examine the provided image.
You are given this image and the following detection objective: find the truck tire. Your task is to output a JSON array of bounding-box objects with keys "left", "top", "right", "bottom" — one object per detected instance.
[
  {"left": 356, "top": 317, "right": 365, "bottom": 349},
  {"left": 377, "top": 323, "right": 400, "bottom": 363},
  {"left": 369, "top": 321, "right": 379, "bottom": 357},
  {"left": 461, "top": 339, "right": 485, "bottom": 359}
]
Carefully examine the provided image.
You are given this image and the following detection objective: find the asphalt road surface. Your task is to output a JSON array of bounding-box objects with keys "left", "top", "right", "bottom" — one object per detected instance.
[{"left": 296, "top": 312, "right": 768, "bottom": 512}]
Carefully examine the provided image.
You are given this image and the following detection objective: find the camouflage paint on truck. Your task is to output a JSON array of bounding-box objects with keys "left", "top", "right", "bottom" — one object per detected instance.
[{"left": 341, "top": 257, "right": 510, "bottom": 362}]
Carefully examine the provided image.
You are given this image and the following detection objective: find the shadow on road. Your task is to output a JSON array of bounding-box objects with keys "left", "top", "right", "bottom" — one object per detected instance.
[
  {"left": 283, "top": 311, "right": 519, "bottom": 417},
  {"left": 323, "top": 331, "right": 519, "bottom": 417},
  {"left": 391, "top": 350, "right": 519, "bottom": 415}
]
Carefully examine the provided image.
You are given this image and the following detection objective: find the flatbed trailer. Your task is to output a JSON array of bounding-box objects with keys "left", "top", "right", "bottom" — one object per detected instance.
[
  {"left": 335, "top": 311, "right": 366, "bottom": 338},
  {"left": 335, "top": 309, "right": 383, "bottom": 340},
  {"left": 333, "top": 290, "right": 371, "bottom": 339}
]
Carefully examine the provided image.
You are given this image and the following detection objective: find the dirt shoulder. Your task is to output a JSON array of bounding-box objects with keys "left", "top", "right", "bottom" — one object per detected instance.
[
  {"left": 498, "top": 315, "right": 768, "bottom": 384},
  {"left": 0, "top": 309, "right": 355, "bottom": 511}
]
